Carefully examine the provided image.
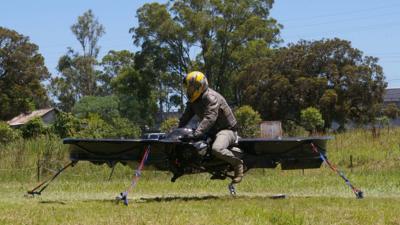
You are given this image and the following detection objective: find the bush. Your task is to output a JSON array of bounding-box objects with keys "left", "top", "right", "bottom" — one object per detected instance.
[
  {"left": 300, "top": 107, "right": 324, "bottom": 135},
  {"left": 52, "top": 112, "right": 81, "bottom": 138},
  {"left": 0, "top": 121, "right": 21, "bottom": 143},
  {"left": 160, "top": 117, "right": 179, "bottom": 133},
  {"left": 111, "top": 117, "right": 141, "bottom": 138},
  {"left": 234, "top": 105, "right": 262, "bottom": 138},
  {"left": 76, "top": 114, "right": 141, "bottom": 139},
  {"left": 376, "top": 116, "right": 390, "bottom": 128},
  {"left": 76, "top": 114, "right": 114, "bottom": 138},
  {"left": 20, "top": 117, "right": 50, "bottom": 138},
  {"left": 282, "top": 120, "right": 308, "bottom": 137},
  {"left": 383, "top": 103, "right": 399, "bottom": 119},
  {"left": 72, "top": 95, "right": 120, "bottom": 123}
]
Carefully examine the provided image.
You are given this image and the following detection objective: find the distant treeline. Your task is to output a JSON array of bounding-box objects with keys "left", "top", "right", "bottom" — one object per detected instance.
[{"left": 0, "top": 1, "right": 396, "bottom": 133}]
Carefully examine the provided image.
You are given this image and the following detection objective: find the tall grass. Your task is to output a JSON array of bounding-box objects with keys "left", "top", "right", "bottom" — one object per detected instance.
[
  {"left": 327, "top": 128, "right": 400, "bottom": 170},
  {"left": 0, "top": 128, "right": 398, "bottom": 196},
  {"left": 1, "top": 128, "right": 400, "bottom": 224},
  {"left": 0, "top": 128, "right": 400, "bottom": 170},
  {"left": 0, "top": 135, "right": 66, "bottom": 181},
  {"left": 1, "top": 127, "right": 400, "bottom": 182}
]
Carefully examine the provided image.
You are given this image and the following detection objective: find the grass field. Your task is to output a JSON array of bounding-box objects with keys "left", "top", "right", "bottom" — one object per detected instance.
[{"left": 1, "top": 128, "right": 400, "bottom": 224}]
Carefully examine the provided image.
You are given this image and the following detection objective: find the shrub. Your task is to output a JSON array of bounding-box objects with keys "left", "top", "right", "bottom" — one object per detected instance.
[
  {"left": 376, "top": 116, "right": 390, "bottom": 128},
  {"left": 20, "top": 117, "right": 50, "bottom": 138},
  {"left": 77, "top": 114, "right": 115, "bottom": 138},
  {"left": 72, "top": 95, "right": 120, "bottom": 123},
  {"left": 234, "top": 105, "right": 262, "bottom": 138},
  {"left": 160, "top": 117, "right": 179, "bottom": 133},
  {"left": 282, "top": 120, "right": 308, "bottom": 137},
  {"left": 52, "top": 112, "right": 81, "bottom": 138},
  {"left": 300, "top": 107, "right": 324, "bottom": 135},
  {"left": 0, "top": 121, "right": 21, "bottom": 143},
  {"left": 383, "top": 103, "right": 399, "bottom": 119},
  {"left": 73, "top": 112, "right": 141, "bottom": 139},
  {"left": 111, "top": 117, "right": 141, "bottom": 138}
]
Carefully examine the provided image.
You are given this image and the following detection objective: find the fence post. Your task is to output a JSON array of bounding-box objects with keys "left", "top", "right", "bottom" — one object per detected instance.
[
  {"left": 37, "top": 159, "right": 41, "bottom": 182},
  {"left": 350, "top": 155, "right": 353, "bottom": 172}
]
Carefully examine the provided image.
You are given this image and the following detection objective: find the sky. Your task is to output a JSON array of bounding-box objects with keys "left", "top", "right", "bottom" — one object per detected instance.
[{"left": 1, "top": 0, "right": 399, "bottom": 88}]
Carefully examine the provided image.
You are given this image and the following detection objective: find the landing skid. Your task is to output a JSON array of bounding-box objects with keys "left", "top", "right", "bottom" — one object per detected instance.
[{"left": 228, "top": 183, "right": 237, "bottom": 196}]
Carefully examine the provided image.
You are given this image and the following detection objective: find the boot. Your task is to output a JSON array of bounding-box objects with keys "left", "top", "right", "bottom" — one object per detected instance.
[{"left": 232, "top": 162, "right": 244, "bottom": 183}]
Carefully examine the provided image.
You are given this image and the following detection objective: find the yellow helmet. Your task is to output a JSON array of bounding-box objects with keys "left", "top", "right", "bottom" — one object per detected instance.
[{"left": 183, "top": 71, "right": 208, "bottom": 102}]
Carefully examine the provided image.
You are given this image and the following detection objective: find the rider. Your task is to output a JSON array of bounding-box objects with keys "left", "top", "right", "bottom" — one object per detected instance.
[{"left": 178, "top": 71, "right": 244, "bottom": 183}]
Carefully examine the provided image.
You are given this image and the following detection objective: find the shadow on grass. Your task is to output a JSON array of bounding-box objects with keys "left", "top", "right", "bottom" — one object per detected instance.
[
  {"left": 39, "top": 200, "right": 67, "bottom": 205},
  {"left": 137, "top": 194, "right": 287, "bottom": 203},
  {"left": 36, "top": 194, "right": 287, "bottom": 205},
  {"left": 77, "top": 195, "right": 222, "bottom": 205},
  {"left": 55, "top": 195, "right": 223, "bottom": 205},
  {"left": 137, "top": 195, "right": 220, "bottom": 203}
]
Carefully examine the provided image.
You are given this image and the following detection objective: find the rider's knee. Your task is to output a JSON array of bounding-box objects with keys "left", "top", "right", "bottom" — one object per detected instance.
[{"left": 211, "top": 145, "right": 224, "bottom": 156}]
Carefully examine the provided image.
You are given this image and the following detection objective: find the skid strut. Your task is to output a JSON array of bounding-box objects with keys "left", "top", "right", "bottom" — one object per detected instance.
[
  {"left": 310, "top": 143, "right": 363, "bottom": 199},
  {"left": 116, "top": 145, "right": 151, "bottom": 206},
  {"left": 27, "top": 161, "right": 76, "bottom": 196}
]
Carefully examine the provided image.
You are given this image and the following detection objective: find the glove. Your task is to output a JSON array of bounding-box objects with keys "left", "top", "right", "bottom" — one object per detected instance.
[{"left": 180, "top": 132, "right": 201, "bottom": 142}]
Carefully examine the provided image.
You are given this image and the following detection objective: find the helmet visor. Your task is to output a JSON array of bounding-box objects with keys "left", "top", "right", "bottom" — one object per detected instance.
[{"left": 184, "top": 83, "right": 196, "bottom": 100}]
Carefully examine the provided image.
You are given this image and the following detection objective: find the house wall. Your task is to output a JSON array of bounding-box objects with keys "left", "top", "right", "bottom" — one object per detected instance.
[
  {"left": 42, "top": 111, "right": 57, "bottom": 125},
  {"left": 384, "top": 101, "right": 400, "bottom": 108},
  {"left": 390, "top": 118, "right": 400, "bottom": 126}
]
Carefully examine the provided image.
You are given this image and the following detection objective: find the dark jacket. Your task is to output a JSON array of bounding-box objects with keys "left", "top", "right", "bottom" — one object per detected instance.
[{"left": 178, "top": 88, "right": 237, "bottom": 137}]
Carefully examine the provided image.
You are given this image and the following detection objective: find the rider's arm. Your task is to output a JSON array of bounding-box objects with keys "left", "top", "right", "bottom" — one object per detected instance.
[
  {"left": 178, "top": 103, "right": 194, "bottom": 128},
  {"left": 194, "top": 93, "right": 219, "bottom": 137}
]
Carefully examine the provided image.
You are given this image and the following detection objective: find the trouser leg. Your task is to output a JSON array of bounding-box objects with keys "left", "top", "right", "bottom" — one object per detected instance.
[{"left": 211, "top": 130, "right": 242, "bottom": 166}]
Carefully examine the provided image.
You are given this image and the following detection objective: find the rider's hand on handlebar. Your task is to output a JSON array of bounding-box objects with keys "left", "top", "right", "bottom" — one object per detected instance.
[{"left": 179, "top": 132, "right": 201, "bottom": 142}]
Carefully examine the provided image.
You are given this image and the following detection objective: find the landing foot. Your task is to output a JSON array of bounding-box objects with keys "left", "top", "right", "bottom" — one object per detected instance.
[
  {"left": 228, "top": 183, "right": 237, "bottom": 196},
  {"left": 115, "top": 192, "right": 129, "bottom": 206}
]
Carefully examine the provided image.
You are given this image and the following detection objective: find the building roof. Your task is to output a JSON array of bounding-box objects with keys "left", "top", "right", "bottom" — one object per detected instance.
[
  {"left": 384, "top": 88, "right": 400, "bottom": 102},
  {"left": 7, "top": 108, "right": 56, "bottom": 126}
]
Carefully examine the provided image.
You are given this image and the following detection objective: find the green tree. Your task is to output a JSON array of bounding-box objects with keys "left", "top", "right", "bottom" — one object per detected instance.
[
  {"left": 319, "top": 89, "right": 338, "bottom": 129},
  {"left": 160, "top": 117, "right": 179, "bottom": 133},
  {"left": 234, "top": 105, "right": 262, "bottom": 138},
  {"left": 98, "top": 50, "right": 136, "bottom": 95},
  {"left": 52, "top": 112, "right": 81, "bottom": 138},
  {"left": 112, "top": 67, "right": 158, "bottom": 127},
  {"left": 0, "top": 27, "right": 50, "bottom": 120},
  {"left": 0, "top": 121, "right": 21, "bottom": 143},
  {"left": 50, "top": 50, "right": 99, "bottom": 111},
  {"left": 172, "top": 0, "right": 281, "bottom": 101},
  {"left": 72, "top": 95, "right": 120, "bottom": 123},
  {"left": 238, "top": 38, "right": 387, "bottom": 129},
  {"left": 131, "top": 0, "right": 281, "bottom": 105},
  {"left": 71, "top": 9, "right": 105, "bottom": 58},
  {"left": 134, "top": 42, "right": 181, "bottom": 114},
  {"left": 131, "top": 3, "right": 189, "bottom": 109},
  {"left": 300, "top": 107, "right": 324, "bottom": 135},
  {"left": 50, "top": 10, "right": 105, "bottom": 111}
]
